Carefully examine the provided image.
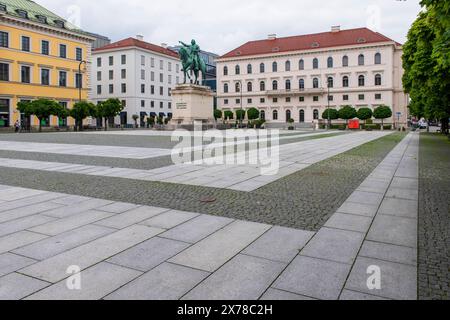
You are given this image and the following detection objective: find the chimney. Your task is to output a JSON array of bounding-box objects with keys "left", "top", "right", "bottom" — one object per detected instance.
[
  {"left": 331, "top": 26, "right": 340, "bottom": 33},
  {"left": 136, "top": 35, "right": 144, "bottom": 41},
  {"left": 161, "top": 43, "right": 168, "bottom": 49},
  {"left": 268, "top": 34, "right": 277, "bottom": 40}
]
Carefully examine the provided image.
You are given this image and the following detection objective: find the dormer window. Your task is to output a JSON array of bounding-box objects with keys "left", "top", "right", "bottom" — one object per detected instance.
[
  {"left": 54, "top": 20, "right": 65, "bottom": 28},
  {"left": 16, "top": 9, "right": 28, "bottom": 19},
  {"left": 0, "top": 4, "right": 6, "bottom": 12},
  {"left": 36, "top": 15, "right": 47, "bottom": 24}
]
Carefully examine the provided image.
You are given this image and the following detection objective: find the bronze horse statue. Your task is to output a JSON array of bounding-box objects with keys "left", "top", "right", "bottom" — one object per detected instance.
[{"left": 178, "top": 40, "right": 207, "bottom": 85}]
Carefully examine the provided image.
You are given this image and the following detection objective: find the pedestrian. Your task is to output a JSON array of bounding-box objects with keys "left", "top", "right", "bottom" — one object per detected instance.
[{"left": 14, "top": 120, "right": 20, "bottom": 133}]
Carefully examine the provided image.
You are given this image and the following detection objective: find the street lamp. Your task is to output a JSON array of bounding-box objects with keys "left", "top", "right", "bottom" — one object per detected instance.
[
  {"left": 327, "top": 78, "right": 331, "bottom": 130},
  {"left": 78, "top": 60, "right": 87, "bottom": 102},
  {"left": 237, "top": 80, "right": 243, "bottom": 128}
]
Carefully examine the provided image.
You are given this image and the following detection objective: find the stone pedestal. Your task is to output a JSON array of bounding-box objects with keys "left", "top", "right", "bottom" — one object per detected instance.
[{"left": 170, "top": 84, "right": 215, "bottom": 127}]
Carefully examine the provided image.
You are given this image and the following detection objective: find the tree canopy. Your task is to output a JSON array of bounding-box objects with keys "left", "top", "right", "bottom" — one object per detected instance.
[
  {"left": 322, "top": 109, "right": 339, "bottom": 121},
  {"left": 97, "top": 99, "right": 124, "bottom": 130},
  {"left": 373, "top": 105, "right": 393, "bottom": 126},
  {"left": 247, "top": 108, "right": 260, "bottom": 121},
  {"left": 17, "top": 99, "right": 62, "bottom": 132},
  {"left": 338, "top": 105, "right": 357, "bottom": 124},
  {"left": 357, "top": 108, "right": 373, "bottom": 122},
  {"left": 70, "top": 101, "right": 96, "bottom": 131}
]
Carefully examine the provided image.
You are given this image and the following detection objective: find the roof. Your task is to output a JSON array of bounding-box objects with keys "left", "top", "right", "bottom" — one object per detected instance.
[
  {"left": 94, "top": 37, "right": 180, "bottom": 59},
  {"left": 0, "top": 0, "right": 93, "bottom": 38},
  {"left": 220, "top": 27, "right": 399, "bottom": 59}
]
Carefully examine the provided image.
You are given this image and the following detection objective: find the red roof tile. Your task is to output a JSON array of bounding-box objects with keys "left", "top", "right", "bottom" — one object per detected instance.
[
  {"left": 220, "top": 28, "right": 398, "bottom": 59},
  {"left": 94, "top": 37, "right": 179, "bottom": 59}
]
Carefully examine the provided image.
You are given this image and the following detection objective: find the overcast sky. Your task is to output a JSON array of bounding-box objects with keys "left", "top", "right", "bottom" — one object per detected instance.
[{"left": 37, "top": 0, "right": 422, "bottom": 55}]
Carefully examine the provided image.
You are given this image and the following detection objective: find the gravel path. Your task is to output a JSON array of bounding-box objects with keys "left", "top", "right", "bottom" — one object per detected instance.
[{"left": 418, "top": 133, "right": 450, "bottom": 300}]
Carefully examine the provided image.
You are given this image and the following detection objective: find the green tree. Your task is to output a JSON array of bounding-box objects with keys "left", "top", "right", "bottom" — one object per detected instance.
[
  {"left": 132, "top": 114, "right": 139, "bottom": 128},
  {"left": 322, "top": 108, "right": 339, "bottom": 127},
  {"left": 373, "top": 105, "right": 393, "bottom": 128},
  {"left": 55, "top": 106, "right": 70, "bottom": 128},
  {"left": 338, "top": 105, "right": 357, "bottom": 127},
  {"left": 97, "top": 98, "right": 124, "bottom": 131},
  {"left": 247, "top": 108, "right": 260, "bottom": 121},
  {"left": 17, "top": 99, "right": 61, "bottom": 132},
  {"left": 357, "top": 108, "right": 373, "bottom": 124},
  {"left": 70, "top": 101, "right": 96, "bottom": 132},
  {"left": 214, "top": 109, "right": 223, "bottom": 121},
  {"left": 224, "top": 111, "right": 234, "bottom": 121},
  {"left": 236, "top": 109, "right": 246, "bottom": 125}
]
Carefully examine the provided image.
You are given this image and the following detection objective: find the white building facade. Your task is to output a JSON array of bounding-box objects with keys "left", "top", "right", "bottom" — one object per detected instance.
[
  {"left": 91, "top": 36, "right": 181, "bottom": 127},
  {"left": 216, "top": 27, "right": 409, "bottom": 127}
]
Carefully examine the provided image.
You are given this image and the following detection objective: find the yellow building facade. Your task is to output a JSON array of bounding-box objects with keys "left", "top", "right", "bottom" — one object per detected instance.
[{"left": 0, "top": 0, "right": 94, "bottom": 128}]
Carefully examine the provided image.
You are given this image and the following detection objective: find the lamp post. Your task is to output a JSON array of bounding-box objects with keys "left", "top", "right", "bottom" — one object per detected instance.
[
  {"left": 327, "top": 78, "right": 331, "bottom": 130},
  {"left": 78, "top": 60, "right": 87, "bottom": 102},
  {"left": 237, "top": 80, "right": 243, "bottom": 128}
]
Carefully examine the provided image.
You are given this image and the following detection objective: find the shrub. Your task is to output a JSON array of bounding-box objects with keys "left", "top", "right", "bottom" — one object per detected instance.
[
  {"left": 322, "top": 109, "right": 339, "bottom": 121},
  {"left": 235, "top": 109, "right": 246, "bottom": 122},
  {"left": 357, "top": 108, "right": 373, "bottom": 123},
  {"left": 338, "top": 105, "right": 357, "bottom": 126},
  {"left": 373, "top": 105, "right": 393, "bottom": 127},
  {"left": 214, "top": 109, "right": 223, "bottom": 120},
  {"left": 224, "top": 111, "right": 234, "bottom": 120},
  {"left": 247, "top": 108, "right": 260, "bottom": 121}
]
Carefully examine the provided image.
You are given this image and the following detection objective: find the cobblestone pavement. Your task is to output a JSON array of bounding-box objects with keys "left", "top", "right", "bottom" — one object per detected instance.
[
  {"left": 418, "top": 134, "right": 450, "bottom": 300},
  {"left": 0, "top": 132, "right": 418, "bottom": 300},
  {"left": 0, "top": 132, "right": 405, "bottom": 231}
]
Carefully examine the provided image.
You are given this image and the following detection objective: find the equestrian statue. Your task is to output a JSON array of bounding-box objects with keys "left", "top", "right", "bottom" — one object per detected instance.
[{"left": 178, "top": 40, "right": 207, "bottom": 85}]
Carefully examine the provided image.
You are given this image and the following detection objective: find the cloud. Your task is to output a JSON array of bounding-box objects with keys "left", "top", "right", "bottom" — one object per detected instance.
[{"left": 36, "top": 0, "right": 421, "bottom": 54}]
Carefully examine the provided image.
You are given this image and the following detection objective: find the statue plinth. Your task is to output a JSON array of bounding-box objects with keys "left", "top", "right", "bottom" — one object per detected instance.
[{"left": 170, "top": 84, "right": 215, "bottom": 128}]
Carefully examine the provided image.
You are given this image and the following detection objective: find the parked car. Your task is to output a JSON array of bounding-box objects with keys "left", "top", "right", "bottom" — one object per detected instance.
[{"left": 419, "top": 121, "right": 428, "bottom": 129}]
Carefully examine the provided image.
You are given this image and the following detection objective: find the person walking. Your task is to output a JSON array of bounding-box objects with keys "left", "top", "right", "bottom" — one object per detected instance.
[{"left": 14, "top": 120, "right": 20, "bottom": 133}]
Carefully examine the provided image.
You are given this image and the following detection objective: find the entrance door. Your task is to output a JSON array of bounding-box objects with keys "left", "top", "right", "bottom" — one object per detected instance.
[
  {"left": 0, "top": 99, "right": 10, "bottom": 127},
  {"left": 120, "top": 112, "right": 127, "bottom": 126},
  {"left": 299, "top": 110, "right": 305, "bottom": 123}
]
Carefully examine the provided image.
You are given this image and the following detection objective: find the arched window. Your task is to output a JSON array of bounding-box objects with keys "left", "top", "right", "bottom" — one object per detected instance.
[
  {"left": 235, "top": 82, "right": 241, "bottom": 92},
  {"left": 247, "top": 64, "right": 252, "bottom": 74},
  {"left": 272, "top": 61, "right": 278, "bottom": 72},
  {"left": 375, "top": 53, "right": 381, "bottom": 65},
  {"left": 247, "top": 82, "right": 253, "bottom": 92},
  {"left": 260, "top": 110, "right": 265, "bottom": 120},
  {"left": 260, "top": 63, "right": 265, "bottom": 73},
  {"left": 299, "top": 110, "right": 305, "bottom": 123},
  {"left": 313, "top": 58, "right": 319, "bottom": 69},
  {"left": 286, "top": 110, "right": 291, "bottom": 122},
  {"left": 358, "top": 75, "right": 365, "bottom": 87},
  {"left": 358, "top": 54, "right": 365, "bottom": 66},
  {"left": 327, "top": 77, "right": 334, "bottom": 88},
  {"left": 299, "top": 59, "right": 304, "bottom": 70},
  {"left": 327, "top": 57, "right": 333, "bottom": 68},
  {"left": 223, "top": 66, "right": 228, "bottom": 76},
  {"left": 375, "top": 74, "right": 382, "bottom": 86},
  {"left": 342, "top": 76, "right": 349, "bottom": 87},
  {"left": 273, "top": 110, "right": 278, "bottom": 120},
  {"left": 299, "top": 79, "right": 305, "bottom": 90},
  {"left": 235, "top": 65, "right": 240, "bottom": 75},
  {"left": 272, "top": 80, "right": 278, "bottom": 90},
  {"left": 224, "top": 83, "right": 229, "bottom": 93},
  {"left": 313, "top": 78, "right": 319, "bottom": 89},
  {"left": 285, "top": 79, "right": 291, "bottom": 91},
  {"left": 260, "top": 81, "right": 265, "bottom": 91},
  {"left": 342, "top": 55, "right": 349, "bottom": 67},
  {"left": 313, "top": 109, "right": 319, "bottom": 120},
  {"left": 285, "top": 60, "right": 291, "bottom": 71}
]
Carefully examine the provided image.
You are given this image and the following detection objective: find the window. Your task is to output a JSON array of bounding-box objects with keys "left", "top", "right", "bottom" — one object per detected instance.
[
  {"left": 358, "top": 54, "right": 365, "bottom": 66},
  {"left": 260, "top": 98, "right": 265, "bottom": 103},
  {"left": 168, "top": 75, "right": 172, "bottom": 84},
  {"left": 21, "top": 36, "right": 30, "bottom": 52},
  {"left": 141, "top": 84, "right": 145, "bottom": 94},
  {"left": 313, "top": 109, "right": 319, "bottom": 120},
  {"left": 223, "top": 66, "right": 228, "bottom": 75},
  {"left": 327, "top": 57, "right": 333, "bottom": 68},
  {"left": 358, "top": 75, "right": 365, "bottom": 87},
  {"left": 151, "top": 72, "right": 155, "bottom": 81},
  {"left": 328, "top": 95, "right": 333, "bottom": 101},
  {"left": 375, "top": 93, "right": 382, "bottom": 100},
  {"left": 272, "top": 61, "right": 277, "bottom": 72},
  {"left": 109, "top": 70, "right": 114, "bottom": 80},
  {"left": 342, "top": 55, "right": 349, "bottom": 67},
  {"left": 224, "top": 83, "right": 229, "bottom": 93},
  {"left": 359, "top": 94, "right": 365, "bottom": 100},
  {"left": 141, "top": 55, "right": 145, "bottom": 66},
  {"left": 109, "top": 84, "right": 114, "bottom": 94},
  {"left": 247, "top": 82, "right": 252, "bottom": 92},
  {"left": 375, "top": 53, "right": 381, "bottom": 65},
  {"left": 235, "top": 65, "right": 240, "bottom": 75},
  {"left": 343, "top": 76, "right": 349, "bottom": 87},
  {"left": 299, "top": 96, "right": 305, "bottom": 102},
  {"left": 224, "top": 99, "right": 229, "bottom": 105},
  {"left": 168, "top": 62, "right": 172, "bottom": 71},
  {"left": 247, "top": 98, "right": 252, "bottom": 104},
  {"left": 285, "top": 79, "right": 291, "bottom": 91},
  {"left": 313, "top": 58, "right": 319, "bottom": 69},
  {"left": 141, "top": 69, "right": 145, "bottom": 80},
  {"left": 41, "top": 40, "right": 49, "bottom": 55},
  {"left": 286, "top": 97, "right": 291, "bottom": 103},
  {"left": 313, "top": 78, "right": 319, "bottom": 89},
  {"left": 0, "top": 99, "right": 9, "bottom": 127},
  {"left": 141, "top": 100, "right": 145, "bottom": 107},
  {"left": 260, "top": 110, "right": 265, "bottom": 120},
  {"left": 236, "top": 99, "right": 240, "bottom": 104},
  {"left": 109, "top": 56, "right": 114, "bottom": 66},
  {"left": 16, "top": 9, "right": 28, "bottom": 19},
  {"left": 76, "top": 48, "right": 82, "bottom": 61},
  {"left": 260, "top": 63, "right": 265, "bottom": 73},
  {"left": 273, "top": 110, "right": 278, "bottom": 120},
  {"left": 327, "top": 77, "right": 334, "bottom": 88},
  {"left": 41, "top": 69, "right": 50, "bottom": 85},
  {"left": 151, "top": 101, "right": 155, "bottom": 108},
  {"left": 299, "top": 110, "right": 305, "bottom": 122},
  {"left": 159, "top": 73, "right": 163, "bottom": 82},
  {"left": 235, "top": 82, "right": 240, "bottom": 92},
  {"left": 151, "top": 85, "right": 155, "bottom": 94},
  {"left": 375, "top": 74, "right": 382, "bottom": 86},
  {"left": 260, "top": 81, "right": 265, "bottom": 91},
  {"left": 0, "top": 63, "right": 9, "bottom": 81},
  {"left": 151, "top": 58, "right": 155, "bottom": 67},
  {"left": 286, "top": 110, "right": 291, "bottom": 122},
  {"left": 75, "top": 73, "right": 82, "bottom": 89},
  {"left": 247, "top": 64, "right": 252, "bottom": 74},
  {"left": 159, "top": 60, "right": 163, "bottom": 70},
  {"left": 299, "top": 59, "right": 304, "bottom": 70},
  {"left": 121, "top": 83, "right": 126, "bottom": 93},
  {"left": 0, "top": 31, "right": 8, "bottom": 47},
  {"left": 272, "top": 80, "right": 278, "bottom": 90},
  {"left": 299, "top": 79, "right": 305, "bottom": 90},
  {"left": 313, "top": 96, "right": 319, "bottom": 102},
  {"left": 159, "top": 87, "right": 163, "bottom": 95},
  {"left": 21, "top": 66, "right": 30, "bottom": 83},
  {"left": 176, "top": 64, "right": 179, "bottom": 73},
  {"left": 121, "top": 55, "right": 126, "bottom": 64},
  {"left": 0, "top": 4, "right": 6, "bottom": 12},
  {"left": 59, "top": 44, "right": 67, "bottom": 58},
  {"left": 97, "top": 85, "right": 102, "bottom": 94},
  {"left": 160, "top": 101, "right": 164, "bottom": 108},
  {"left": 97, "top": 57, "right": 102, "bottom": 67},
  {"left": 121, "top": 69, "right": 126, "bottom": 79},
  {"left": 285, "top": 60, "right": 291, "bottom": 72},
  {"left": 343, "top": 94, "right": 349, "bottom": 101},
  {"left": 59, "top": 71, "right": 67, "bottom": 87}
]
